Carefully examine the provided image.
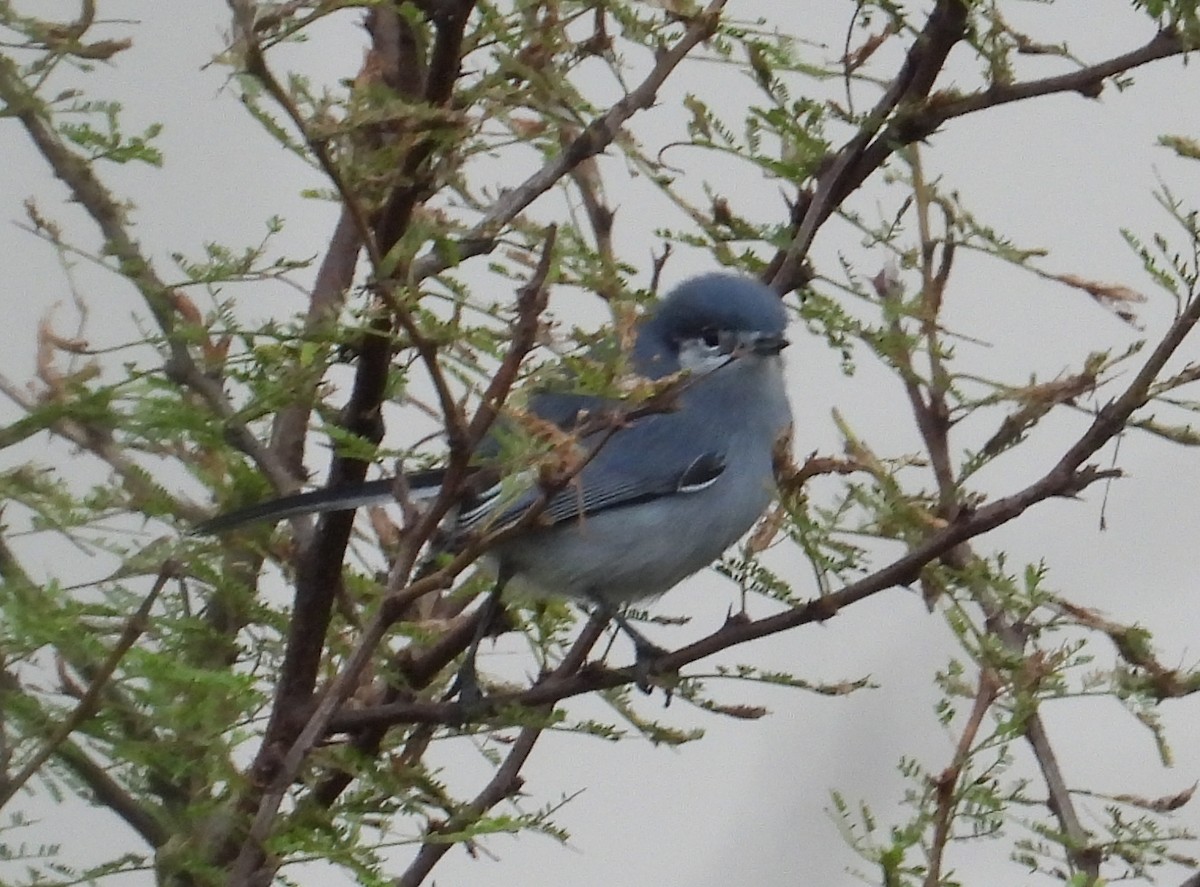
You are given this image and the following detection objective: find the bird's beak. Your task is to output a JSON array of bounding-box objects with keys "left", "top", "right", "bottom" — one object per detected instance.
[{"left": 746, "top": 332, "right": 789, "bottom": 356}]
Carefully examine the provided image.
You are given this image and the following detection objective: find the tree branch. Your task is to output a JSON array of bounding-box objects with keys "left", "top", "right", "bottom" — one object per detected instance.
[
  {"left": 53, "top": 738, "right": 169, "bottom": 848},
  {"left": 409, "top": 0, "right": 729, "bottom": 282},
  {"left": 925, "top": 670, "right": 1000, "bottom": 887},
  {"left": 0, "top": 563, "right": 173, "bottom": 809},
  {"left": 331, "top": 284, "right": 1200, "bottom": 731},
  {"left": 392, "top": 617, "right": 606, "bottom": 887},
  {"left": 922, "top": 28, "right": 1186, "bottom": 124},
  {"left": 1026, "top": 710, "right": 1101, "bottom": 880},
  {"left": 226, "top": 241, "right": 558, "bottom": 885},
  {"left": 770, "top": 0, "right": 970, "bottom": 292},
  {"left": 0, "top": 53, "right": 298, "bottom": 496}
]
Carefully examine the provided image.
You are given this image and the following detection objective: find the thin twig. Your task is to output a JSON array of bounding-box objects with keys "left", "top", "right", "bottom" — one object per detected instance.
[
  {"left": 331, "top": 289, "right": 1200, "bottom": 730},
  {"left": 226, "top": 243, "right": 559, "bottom": 886},
  {"left": 393, "top": 616, "right": 607, "bottom": 887},
  {"left": 770, "top": 0, "right": 969, "bottom": 293},
  {"left": 1026, "top": 711, "right": 1101, "bottom": 880},
  {"left": 908, "top": 146, "right": 957, "bottom": 506},
  {"left": 52, "top": 738, "right": 168, "bottom": 847},
  {"left": 409, "top": 0, "right": 728, "bottom": 282},
  {"left": 0, "top": 562, "right": 174, "bottom": 809},
  {"left": 567, "top": 144, "right": 620, "bottom": 302},
  {"left": 0, "top": 54, "right": 297, "bottom": 494},
  {"left": 924, "top": 670, "right": 1000, "bottom": 887},
  {"left": 226, "top": 0, "right": 383, "bottom": 269},
  {"left": 395, "top": 724, "right": 542, "bottom": 887}
]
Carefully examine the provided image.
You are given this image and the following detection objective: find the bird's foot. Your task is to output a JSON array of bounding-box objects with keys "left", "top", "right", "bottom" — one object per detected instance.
[
  {"left": 442, "top": 658, "right": 486, "bottom": 713},
  {"left": 630, "top": 636, "right": 670, "bottom": 694},
  {"left": 596, "top": 605, "right": 675, "bottom": 695}
]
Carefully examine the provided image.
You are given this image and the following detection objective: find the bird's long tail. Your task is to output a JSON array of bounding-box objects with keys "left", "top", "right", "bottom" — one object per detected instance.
[{"left": 193, "top": 469, "right": 445, "bottom": 535}]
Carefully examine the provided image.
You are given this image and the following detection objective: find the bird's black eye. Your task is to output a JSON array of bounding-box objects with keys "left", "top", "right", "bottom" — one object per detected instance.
[{"left": 700, "top": 327, "right": 721, "bottom": 348}]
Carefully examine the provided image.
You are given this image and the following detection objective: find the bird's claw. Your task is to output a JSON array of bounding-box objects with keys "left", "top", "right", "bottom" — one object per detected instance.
[
  {"left": 631, "top": 638, "right": 669, "bottom": 694},
  {"left": 442, "top": 660, "right": 486, "bottom": 712}
]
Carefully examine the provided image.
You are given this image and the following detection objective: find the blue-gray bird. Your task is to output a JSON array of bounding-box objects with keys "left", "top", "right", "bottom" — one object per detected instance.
[{"left": 197, "top": 273, "right": 792, "bottom": 692}]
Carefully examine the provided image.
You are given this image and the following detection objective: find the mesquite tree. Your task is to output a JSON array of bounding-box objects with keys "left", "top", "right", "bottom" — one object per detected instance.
[{"left": 2, "top": 2, "right": 1200, "bottom": 885}]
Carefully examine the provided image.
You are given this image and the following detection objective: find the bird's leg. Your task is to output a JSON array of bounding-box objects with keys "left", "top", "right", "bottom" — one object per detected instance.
[
  {"left": 446, "top": 574, "right": 509, "bottom": 707},
  {"left": 587, "top": 597, "right": 667, "bottom": 693}
]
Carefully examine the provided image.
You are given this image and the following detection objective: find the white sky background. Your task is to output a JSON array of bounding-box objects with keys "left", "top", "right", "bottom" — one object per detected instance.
[{"left": 2, "top": 2, "right": 1199, "bottom": 885}]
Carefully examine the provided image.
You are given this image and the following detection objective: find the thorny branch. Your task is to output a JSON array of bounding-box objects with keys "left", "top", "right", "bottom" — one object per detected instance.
[
  {"left": 925, "top": 28, "right": 1187, "bottom": 123},
  {"left": 4, "top": 3, "right": 1200, "bottom": 886},
  {"left": 0, "top": 563, "right": 174, "bottom": 809},
  {"left": 770, "top": 0, "right": 970, "bottom": 293},
  {"left": 767, "top": 11, "right": 1192, "bottom": 295},
  {"left": 1027, "top": 709, "right": 1102, "bottom": 875},
  {"left": 925, "top": 670, "right": 1000, "bottom": 887},
  {"left": 0, "top": 52, "right": 298, "bottom": 495},
  {"left": 227, "top": 5, "right": 479, "bottom": 827},
  {"left": 326, "top": 267, "right": 1200, "bottom": 743},
  {"left": 409, "top": 0, "right": 729, "bottom": 282},
  {"left": 225, "top": 231, "right": 558, "bottom": 887},
  {"left": 875, "top": 96, "right": 1200, "bottom": 876},
  {"left": 393, "top": 616, "right": 608, "bottom": 887}
]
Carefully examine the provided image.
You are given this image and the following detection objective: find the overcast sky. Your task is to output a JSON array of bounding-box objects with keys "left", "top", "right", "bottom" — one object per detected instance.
[{"left": 2, "top": 3, "right": 1199, "bottom": 886}]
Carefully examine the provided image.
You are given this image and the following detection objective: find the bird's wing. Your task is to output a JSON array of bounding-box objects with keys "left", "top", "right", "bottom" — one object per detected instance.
[{"left": 459, "top": 409, "right": 727, "bottom": 534}]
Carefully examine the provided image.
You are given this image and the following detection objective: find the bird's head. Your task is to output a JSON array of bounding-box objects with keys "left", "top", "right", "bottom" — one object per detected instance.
[{"left": 633, "top": 273, "right": 790, "bottom": 378}]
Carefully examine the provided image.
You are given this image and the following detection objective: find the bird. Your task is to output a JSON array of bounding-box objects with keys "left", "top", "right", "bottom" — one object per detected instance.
[{"left": 196, "top": 272, "right": 793, "bottom": 698}]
